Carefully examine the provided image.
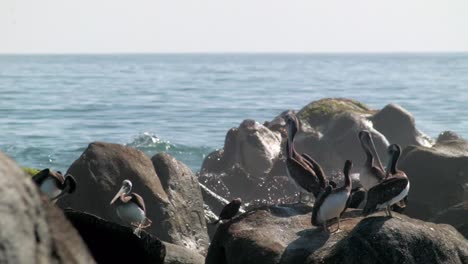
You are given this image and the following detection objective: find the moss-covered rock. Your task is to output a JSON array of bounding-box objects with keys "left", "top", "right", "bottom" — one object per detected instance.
[
  {"left": 297, "top": 98, "right": 373, "bottom": 129},
  {"left": 22, "top": 167, "right": 40, "bottom": 176}
]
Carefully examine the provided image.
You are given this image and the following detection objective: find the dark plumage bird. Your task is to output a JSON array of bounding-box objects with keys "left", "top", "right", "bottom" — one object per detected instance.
[
  {"left": 358, "top": 130, "right": 386, "bottom": 191},
  {"left": 346, "top": 187, "right": 366, "bottom": 209},
  {"left": 211, "top": 198, "right": 242, "bottom": 224},
  {"left": 312, "top": 160, "right": 353, "bottom": 232},
  {"left": 32, "top": 168, "right": 76, "bottom": 202},
  {"left": 285, "top": 114, "right": 330, "bottom": 200},
  {"left": 110, "top": 180, "right": 152, "bottom": 237},
  {"left": 363, "top": 144, "right": 410, "bottom": 217}
]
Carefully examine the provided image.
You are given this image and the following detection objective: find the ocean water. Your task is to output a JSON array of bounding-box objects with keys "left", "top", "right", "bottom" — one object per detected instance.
[{"left": 1, "top": 53, "right": 467, "bottom": 172}]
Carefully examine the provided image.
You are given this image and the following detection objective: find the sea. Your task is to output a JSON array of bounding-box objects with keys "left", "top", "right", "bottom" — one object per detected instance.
[{"left": 1, "top": 53, "right": 467, "bottom": 173}]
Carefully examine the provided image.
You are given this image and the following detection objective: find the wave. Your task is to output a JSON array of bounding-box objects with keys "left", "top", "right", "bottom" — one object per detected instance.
[{"left": 126, "top": 132, "right": 213, "bottom": 172}]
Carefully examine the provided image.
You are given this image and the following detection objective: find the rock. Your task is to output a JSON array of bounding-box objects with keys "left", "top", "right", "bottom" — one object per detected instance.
[
  {"left": 151, "top": 153, "right": 209, "bottom": 255},
  {"left": 205, "top": 204, "right": 468, "bottom": 264},
  {"left": 58, "top": 142, "right": 170, "bottom": 239},
  {"left": 0, "top": 151, "right": 94, "bottom": 263},
  {"left": 163, "top": 242, "right": 205, "bottom": 264},
  {"left": 64, "top": 210, "right": 165, "bottom": 264},
  {"left": 372, "top": 103, "right": 433, "bottom": 148},
  {"left": 399, "top": 139, "right": 468, "bottom": 219},
  {"left": 429, "top": 202, "right": 468, "bottom": 238},
  {"left": 309, "top": 214, "right": 468, "bottom": 264}
]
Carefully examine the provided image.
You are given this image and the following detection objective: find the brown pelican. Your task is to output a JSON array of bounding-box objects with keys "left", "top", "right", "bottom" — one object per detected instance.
[
  {"left": 32, "top": 169, "right": 76, "bottom": 202},
  {"left": 110, "top": 180, "right": 152, "bottom": 237},
  {"left": 211, "top": 198, "right": 242, "bottom": 224},
  {"left": 358, "top": 130, "right": 385, "bottom": 191},
  {"left": 363, "top": 144, "right": 410, "bottom": 217},
  {"left": 312, "top": 160, "right": 353, "bottom": 232},
  {"left": 285, "top": 114, "right": 330, "bottom": 201}
]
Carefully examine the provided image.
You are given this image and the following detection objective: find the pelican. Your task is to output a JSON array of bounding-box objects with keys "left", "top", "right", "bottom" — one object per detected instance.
[
  {"left": 110, "top": 180, "right": 152, "bottom": 237},
  {"left": 32, "top": 169, "right": 76, "bottom": 202},
  {"left": 211, "top": 198, "right": 242, "bottom": 224},
  {"left": 358, "top": 130, "right": 385, "bottom": 191},
  {"left": 363, "top": 144, "right": 410, "bottom": 217},
  {"left": 285, "top": 114, "right": 330, "bottom": 202},
  {"left": 312, "top": 160, "right": 353, "bottom": 232}
]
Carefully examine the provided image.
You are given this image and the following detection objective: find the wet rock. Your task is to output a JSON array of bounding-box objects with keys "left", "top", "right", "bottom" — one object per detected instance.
[
  {"left": 371, "top": 103, "right": 433, "bottom": 148},
  {"left": 151, "top": 153, "right": 209, "bottom": 255},
  {"left": 58, "top": 142, "right": 170, "bottom": 239},
  {"left": 205, "top": 204, "right": 468, "bottom": 264},
  {"left": 399, "top": 138, "right": 468, "bottom": 219},
  {"left": 0, "top": 151, "right": 94, "bottom": 263},
  {"left": 163, "top": 242, "right": 205, "bottom": 264},
  {"left": 429, "top": 202, "right": 468, "bottom": 238},
  {"left": 64, "top": 210, "right": 165, "bottom": 264}
]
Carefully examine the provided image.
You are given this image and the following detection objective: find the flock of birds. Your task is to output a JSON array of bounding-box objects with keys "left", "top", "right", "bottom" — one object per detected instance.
[{"left": 30, "top": 112, "right": 410, "bottom": 236}]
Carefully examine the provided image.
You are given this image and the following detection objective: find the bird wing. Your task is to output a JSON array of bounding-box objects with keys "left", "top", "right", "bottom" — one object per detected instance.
[
  {"left": 301, "top": 153, "right": 328, "bottom": 188},
  {"left": 130, "top": 193, "right": 146, "bottom": 212},
  {"left": 364, "top": 176, "right": 408, "bottom": 214},
  {"left": 32, "top": 169, "right": 51, "bottom": 185},
  {"left": 286, "top": 157, "right": 322, "bottom": 197},
  {"left": 219, "top": 201, "right": 241, "bottom": 220},
  {"left": 311, "top": 185, "right": 332, "bottom": 226}
]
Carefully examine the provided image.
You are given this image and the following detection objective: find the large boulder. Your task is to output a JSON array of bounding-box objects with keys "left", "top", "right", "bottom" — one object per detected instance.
[
  {"left": 371, "top": 103, "right": 433, "bottom": 148},
  {"left": 429, "top": 202, "right": 468, "bottom": 238},
  {"left": 205, "top": 204, "right": 468, "bottom": 264},
  {"left": 58, "top": 142, "right": 171, "bottom": 239},
  {"left": 0, "top": 151, "right": 94, "bottom": 263},
  {"left": 399, "top": 137, "right": 468, "bottom": 219},
  {"left": 163, "top": 242, "right": 205, "bottom": 264},
  {"left": 151, "top": 153, "right": 209, "bottom": 255},
  {"left": 64, "top": 210, "right": 165, "bottom": 264}
]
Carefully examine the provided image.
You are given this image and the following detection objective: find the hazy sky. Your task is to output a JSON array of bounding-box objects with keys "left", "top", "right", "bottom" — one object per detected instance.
[{"left": 1, "top": 0, "right": 467, "bottom": 53}]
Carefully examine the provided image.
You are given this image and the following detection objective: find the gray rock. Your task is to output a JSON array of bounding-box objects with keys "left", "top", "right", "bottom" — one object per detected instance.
[
  {"left": 151, "top": 153, "right": 209, "bottom": 255},
  {"left": 58, "top": 142, "right": 170, "bottom": 239},
  {"left": 0, "top": 151, "right": 94, "bottom": 263},
  {"left": 205, "top": 204, "right": 468, "bottom": 264},
  {"left": 429, "top": 202, "right": 468, "bottom": 238},
  {"left": 372, "top": 103, "right": 433, "bottom": 148},
  {"left": 399, "top": 139, "right": 468, "bottom": 219},
  {"left": 163, "top": 242, "right": 205, "bottom": 264}
]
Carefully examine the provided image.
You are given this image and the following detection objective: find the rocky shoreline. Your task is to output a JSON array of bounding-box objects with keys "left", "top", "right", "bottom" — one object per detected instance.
[{"left": 1, "top": 98, "right": 467, "bottom": 264}]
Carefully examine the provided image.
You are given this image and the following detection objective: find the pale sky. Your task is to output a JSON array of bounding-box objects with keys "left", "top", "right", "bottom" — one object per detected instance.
[{"left": 1, "top": 0, "right": 467, "bottom": 53}]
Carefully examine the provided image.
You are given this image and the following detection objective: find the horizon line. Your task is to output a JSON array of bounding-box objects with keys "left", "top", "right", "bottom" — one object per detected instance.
[{"left": 1, "top": 50, "right": 468, "bottom": 56}]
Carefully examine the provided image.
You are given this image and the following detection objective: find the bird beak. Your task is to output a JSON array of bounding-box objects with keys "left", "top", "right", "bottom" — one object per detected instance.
[
  {"left": 50, "top": 190, "right": 67, "bottom": 202},
  {"left": 110, "top": 187, "right": 125, "bottom": 205}
]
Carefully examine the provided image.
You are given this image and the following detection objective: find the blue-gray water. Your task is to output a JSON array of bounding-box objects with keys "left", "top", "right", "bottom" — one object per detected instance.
[{"left": 1, "top": 53, "right": 467, "bottom": 172}]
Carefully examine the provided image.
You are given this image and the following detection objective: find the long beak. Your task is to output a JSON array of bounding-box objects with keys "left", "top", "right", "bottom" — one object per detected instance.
[
  {"left": 367, "top": 134, "right": 384, "bottom": 172},
  {"left": 110, "top": 187, "right": 125, "bottom": 205},
  {"left": 50, "top": 189, "right": 68, "bottom": 202}
]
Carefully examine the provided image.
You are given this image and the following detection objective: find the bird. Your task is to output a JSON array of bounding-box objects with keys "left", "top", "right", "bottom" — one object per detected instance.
[
  {"left": 211, "top": 198, "right": 242, "bottom": 224},
  {"left": 32, "top": 168, "right": 76, "bottom": 202},
  {"left": 358, "top": 130, "right": 385, "bottom": 191},
  {"left": 285, "top": 114, "right": 330, "bottom": 202},
  {"left": 312, "top": 160, "right": 353, "bottom": 233},
  {"left": 363, "top": 144, "right": 410, "bottom": 218},
  {"left": 110, "top": 179, "right": 152, "bottom": 237}
]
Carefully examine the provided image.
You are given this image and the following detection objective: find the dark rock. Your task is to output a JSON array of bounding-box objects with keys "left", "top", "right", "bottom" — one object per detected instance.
[
  {"left": 151, "top": 153, "right": 209, "bottom": 255},
  {"left": 64, "top": 210, "right": 165, "bottom": 264},
  {"left": 58, "top": 142, "right": 170, "bottom": 239},
  {"left": 429, "top": 202, "right": 468, "bottom": 238},
  {"left": 163, "top": 242, "right": 205, "bottom": 264},
  {"left": 399, "top": 139, "right": 468, "bottom": 219},
  {"left": 372, "top": 103, "right": 433, "bottom": 147},
  {"left": 310, "top": 215, "right": 468, "bottom": 264},
  {"left": 0, "top": 151, "right": 94, "bottom": 263},
  {"left": 205, "top": 203, "right": 468, "bottom": 264}
]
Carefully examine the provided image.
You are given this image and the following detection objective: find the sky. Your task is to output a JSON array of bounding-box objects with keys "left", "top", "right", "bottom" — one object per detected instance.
[{"left": 1, "top": 0, "right": 467, "bottom": 53}]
